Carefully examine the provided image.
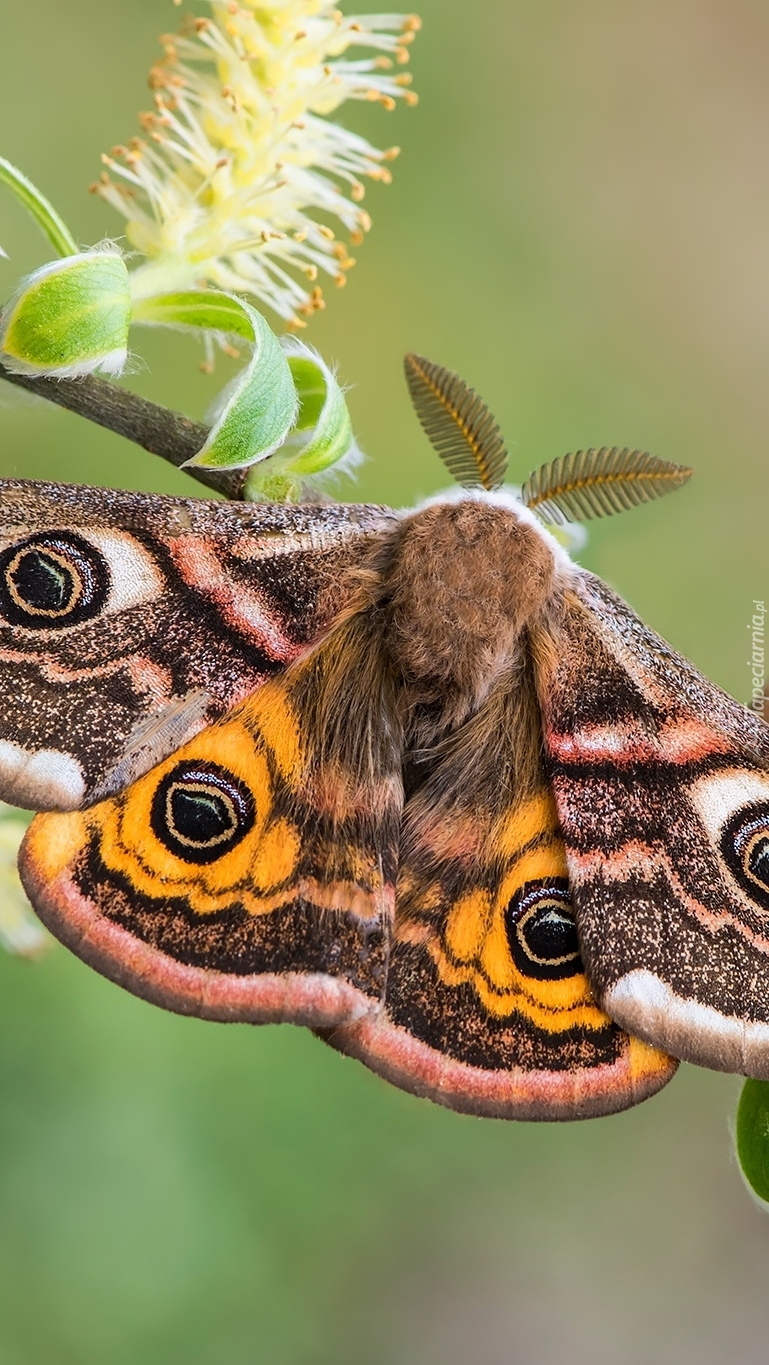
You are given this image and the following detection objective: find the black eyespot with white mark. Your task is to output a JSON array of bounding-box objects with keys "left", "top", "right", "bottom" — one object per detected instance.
[
  {"left": 721, "top": 802, "right": 769, "bottom": 910},
  {"left": 150, "top": 761, "right": 256, "bottom": 864},
  {"left": 505, "top": 878, "right": 582, "bottom": 980},
  {"left": 0, "top": 532, "right": 110, "bottom": 629}
]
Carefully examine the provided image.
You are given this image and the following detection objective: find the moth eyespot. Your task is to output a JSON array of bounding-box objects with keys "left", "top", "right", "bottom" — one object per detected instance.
[
  {"left": 0, "top": 533, "right": 109, "bottom": 630},
  {"left": 721, "top": 802, "right": 769, "bottom": 909},
  {"left": 150, "top": 761, "right": 256, "bottom": 865},
  {"left": 504, "top": 878, "right": 583, "bottom": 980}
]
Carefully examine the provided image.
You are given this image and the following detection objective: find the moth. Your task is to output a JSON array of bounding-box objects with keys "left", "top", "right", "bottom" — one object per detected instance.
[{"left": 1, "top": 354, "right": 768, "bottom": 1121}]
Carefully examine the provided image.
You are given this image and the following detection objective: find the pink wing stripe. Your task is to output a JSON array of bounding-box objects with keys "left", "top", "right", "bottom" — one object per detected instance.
[
  {"left": 168, "top": 537, "right": 302, "bottom": 662},
  {"left": 547, "top": 716, "right": 734, "bottom": 766}
]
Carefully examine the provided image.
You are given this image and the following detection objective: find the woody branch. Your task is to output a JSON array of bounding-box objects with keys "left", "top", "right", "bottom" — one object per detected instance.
[{"left": 0, "top": 358, "right": 246, "bottom": 500}]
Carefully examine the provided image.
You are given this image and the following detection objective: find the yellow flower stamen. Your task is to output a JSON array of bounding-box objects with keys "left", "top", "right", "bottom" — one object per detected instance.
[{"left": 94, "top": 2, "right": 420, "bottom": 324}]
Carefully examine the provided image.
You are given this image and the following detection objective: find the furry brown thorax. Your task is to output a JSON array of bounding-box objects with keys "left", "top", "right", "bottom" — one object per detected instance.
[{"left": 343, "top": 494, "right": 567, "bottom": 749}]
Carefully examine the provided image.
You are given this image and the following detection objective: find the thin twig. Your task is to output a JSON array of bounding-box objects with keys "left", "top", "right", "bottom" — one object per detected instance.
[{"left": 0, "top": 360, "right": 247, "bottom": 500}]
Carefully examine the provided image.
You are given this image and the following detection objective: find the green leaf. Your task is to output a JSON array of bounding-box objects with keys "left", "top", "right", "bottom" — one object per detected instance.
[
  {"left": 0, "top": 249, "right": 131, "bottom": 377},
  {"left": 285, "top": 345, "right": 355, "bottom": 474},
  {"left": 0, "top": 155, "right": 78, "bottom": 257},
  {"left": 131, "top": 290, "right": 254, "bottom": 340},
  {"left": 132, "top": 291, "right": 297, "bottom": 471},
  {"left": 243, "top": 344, "right": 357, "bottom": 499},
  {"left": 131, "top": 294, "right": 358, "bottom": 493},
  {"left": 736, "top": 1080, "right": 769, "bottom": 1203}
]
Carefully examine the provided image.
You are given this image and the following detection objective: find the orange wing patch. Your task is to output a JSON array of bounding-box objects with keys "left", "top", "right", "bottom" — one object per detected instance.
[
  {"left": 397, "top": 788, "right": 626, "bottom": 1031},
  {"left": 325, "top": 686, "right": 676, "bottom": 1120},
  {"left": 21, "top": 635, "right": 403, "bottom": 1029},
  {"left": 438, "top": 813, "right": 606, "bottom": 1030},
  {"left": 25, "top": 691, "right": 306, "bottom": 921},
  {"left": 85, "top": 698, "right": 304, "bottom": 920}
]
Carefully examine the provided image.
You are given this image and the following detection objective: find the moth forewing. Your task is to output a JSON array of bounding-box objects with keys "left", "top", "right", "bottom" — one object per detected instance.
[
  {"left": 537, "top": 572, "right": 769, "bottom": 1082},
  {"left": 0, "top": 478, "right": 393, "bottom": 810}
]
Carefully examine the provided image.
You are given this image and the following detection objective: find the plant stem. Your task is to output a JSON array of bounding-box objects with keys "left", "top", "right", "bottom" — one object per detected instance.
[{"left": 0, "top": 360, "right": 247, "bottom": 499}]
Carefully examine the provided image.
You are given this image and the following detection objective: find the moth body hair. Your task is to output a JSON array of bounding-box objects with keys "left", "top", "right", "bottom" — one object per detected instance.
[
  {"left": 305, "top": 492, "right": 570, "bottom": 795},
  {"left": 400, "top": 651, "right": 549, "bottom": 870},
  {"left": 409, "top": 486, "right": 573, "bottom": 573},
  {"left": 382, "top": 495, "right": 565, "bottom": 730}
]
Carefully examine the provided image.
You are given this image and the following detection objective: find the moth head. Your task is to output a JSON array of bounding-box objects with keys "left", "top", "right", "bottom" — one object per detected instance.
[{"left": 391, "top": 354, "right": 693, "bottom": 733}]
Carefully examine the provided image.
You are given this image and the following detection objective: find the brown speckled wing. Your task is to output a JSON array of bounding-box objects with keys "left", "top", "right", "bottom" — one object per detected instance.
[
  {"left": 540, "top": 572, "right": 769, "bottom": 1077},
  {"left": 0, "top": 479, "right": 394, "bottom": 810},
  {"left": 325, "top": 677, "right": 676, "bottom": 1119},
  {"left": 19, "top": 609, "right": 403, "bottom": 1030}
]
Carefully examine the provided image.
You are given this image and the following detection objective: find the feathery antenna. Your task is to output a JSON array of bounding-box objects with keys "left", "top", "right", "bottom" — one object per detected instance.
[
  {"left": 404, "top": 353, "right": 508, "bottom": 491},
  {"left": 520, "top": 447, "right": 693, "bottom": 523}
]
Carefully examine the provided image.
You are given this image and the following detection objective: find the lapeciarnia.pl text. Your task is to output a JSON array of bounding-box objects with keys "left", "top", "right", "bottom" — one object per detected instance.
[{"left": 749, "top": 599, "right": 765, "bottom": 715}]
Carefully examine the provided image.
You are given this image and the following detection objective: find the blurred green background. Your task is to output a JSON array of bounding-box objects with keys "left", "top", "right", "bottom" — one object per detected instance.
[{"left": 2, "top": 1, "right": 769, "bottom": 1361}]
